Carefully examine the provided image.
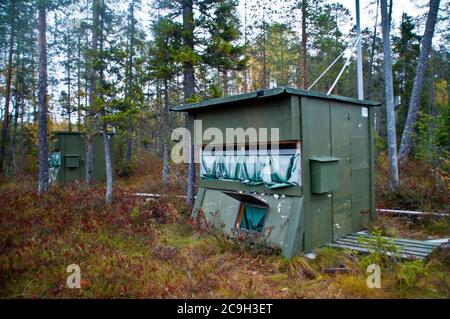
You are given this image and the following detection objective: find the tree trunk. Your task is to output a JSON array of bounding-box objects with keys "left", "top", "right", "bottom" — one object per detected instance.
[
  {"left": 11, "top": 99, "right": 18, "bottom": 175},
  {"left": 0, "top": 0, "right": 16, "bottom": 174},
  {"left": 20, "top": 87, "right": 25, "bottom": 173},
  {"left": 398, "top": 0, "right": 440, "bottom": 164},
  {"left": 86, "top": 0, "right": 100, "bottom": 187},
  {"left": 11, "top": 48, "right": 19, "bottom": 175},
  {"left": 103, "top": 129, "right": 113, "bottom": 204},
  {"left": 300, "top": 0, "right": 308, "bottom": 89},
  {"left": 183, "top": 0, "right": 195, "bottom": 206},
  {"left": 243, "top": 1, "right": 248, "bottom": 93},
  {"left": 262, "top": 18, "right": 267, "bottom": 88},
  {"left": 11, "top": 41, "right": 21, "bottom": 175},
  {"left": 99, "top": 0, "right": 112, "bottom": 204},
  {"left": 380, "top": 0, "right": 399, "bottom": 191},
  {"left": 125, "top": 0, "right": 135, "bottom": 163},
  {"left": 162, "top": 79, "right": 169, "bottom": 190},
  {"left": 67, "top": 60, "right": 72, "bottom": 131},
  {"left": 38, "top": 4, "right": 49, "bottom": 193},
  {"left": 222, "top": 70, "right": 229, "bottom": 96},
  {"left": 366, "top": 0, "right": 379, "bottom": 100},
  {"left": 77, "top": 31, "right": 82, "bottom": 131},
  {"left": 155, "top": 79, "right": 162, "bottom": 157},
  {"left": 126, "top": 126, "right": 132, "bottom": 162}
]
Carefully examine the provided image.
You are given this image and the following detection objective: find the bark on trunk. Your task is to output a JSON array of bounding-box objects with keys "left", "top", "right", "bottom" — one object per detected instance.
[
  {"left": 126, "top": 127, "right": 132, "bottom": 162},
  {"left": 162, "top": 79, "right": 169, "bottom": 190},
  {"left": 380, "top": 0, "right": 399, "bottom": 191},
  {"left": 366, "top": 0, "right": 379, "bottom": 100},
  {"left": 103, "top": 130, "right": 113, "bottom": 204},
  {"left": 398, "top": 0, "right": 440, "bottom": 164},
  {"left": 77, "top": 32, "right": 82, "bottom": 131},
  {"left": 125, "top": 1, "right": 135, "bottom": 163},
  {"left": 222, "top": 70, "right": 229, "bottom": 96},
  {"left": 86, "top": 0, "right": 100, "bottom": 187},
  {"left": 38, "top": 5, "right": 49, "bottom": 193},
  {"left": 11, "top": 43, "right": 20, "bottom": 174},
  {"left": 183, "top": 0, "right": 195, "bottom": 206},
  {"left": 0, "top": 0, "right": 16, "bottom": 174},
  {"left": 11, "top": 99, "right": 18, "bottom": 174},
  {"left": 67, "top": 31, "right": 72, "bottom": 132},
  {"left": 300, "top": 0, "right": 308, "bottom": 89}
]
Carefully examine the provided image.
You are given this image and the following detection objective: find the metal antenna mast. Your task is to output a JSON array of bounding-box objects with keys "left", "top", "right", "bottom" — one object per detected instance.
[{"left": 356, "top": 0, "right": 364, "bottom": 100}]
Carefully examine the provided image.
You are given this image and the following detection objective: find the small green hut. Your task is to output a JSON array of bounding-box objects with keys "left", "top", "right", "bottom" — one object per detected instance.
[{"left": 49, "top": 131, "right": 114, "bottom": 184}]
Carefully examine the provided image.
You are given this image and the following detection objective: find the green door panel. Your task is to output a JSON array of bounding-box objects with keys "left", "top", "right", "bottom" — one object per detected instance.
[
  {"left": 301, "top": 98, "right": 333, "bottom": 249},
  {"left": 349, "top": 107, "right": 372, "bottom": 230},
  {"left": 331, "top": 103, "right": 352, "bottom": 240}
]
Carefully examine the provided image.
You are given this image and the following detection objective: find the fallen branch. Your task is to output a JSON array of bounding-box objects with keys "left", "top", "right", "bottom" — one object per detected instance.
[
  {"left": 133, "top": 192, "right": 189, "bottom": 199},
  {"left": 377, "top": 208, "right": 448, "bottom": 218}
]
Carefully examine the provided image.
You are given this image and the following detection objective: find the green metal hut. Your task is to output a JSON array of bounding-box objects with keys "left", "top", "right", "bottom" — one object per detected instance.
[
  {"left": 172, "top": 87, "right": 379, "bottom": 258},
  {"left": 49, "top": 131, "right": 114, "bottom": 184}
]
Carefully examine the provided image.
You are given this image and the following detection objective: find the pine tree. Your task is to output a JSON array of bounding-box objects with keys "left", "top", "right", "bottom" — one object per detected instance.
[
  {"left": 149, "top": 17, "right": 182, "bottom": 189},
  {"left": 203, "top": 0, "right": 247, "bottom": 95},
  {"left": 86, "top": 0, "right": 100, "bottom": 187},
  {"left": 37, "top": 0, "right": 49, "bottom": 193},
  {"left": 0, "top": 0, "right": 16, "bottom": 174}
]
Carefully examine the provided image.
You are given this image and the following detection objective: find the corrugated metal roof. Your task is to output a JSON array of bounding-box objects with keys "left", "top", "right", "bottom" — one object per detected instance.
[
  {"left": 326, "top": 233, "right": 443, "bottom": 260},
  {"left": 171, "top": 87, "right": 381, "bottom": 112}
]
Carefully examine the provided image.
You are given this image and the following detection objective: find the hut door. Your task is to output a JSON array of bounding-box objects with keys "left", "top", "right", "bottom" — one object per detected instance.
[{"left": 331, "top": 105, "right": 352, "bottom": 240}]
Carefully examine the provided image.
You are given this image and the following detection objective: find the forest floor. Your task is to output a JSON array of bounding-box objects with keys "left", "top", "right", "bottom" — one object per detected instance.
[{"left": 0, "top": 153, "right": 449, "bottom": 298}]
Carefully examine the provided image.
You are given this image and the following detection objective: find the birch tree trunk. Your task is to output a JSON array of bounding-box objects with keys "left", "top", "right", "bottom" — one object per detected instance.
[
  {"left": 380, "top": 0, "right": 399, "bottom": 191},
  {"left": 38, "top": 4, "right": 49, "bottom": 193},
  {"left": 398, "top": 0, "right": 440, "bottom": 164}
]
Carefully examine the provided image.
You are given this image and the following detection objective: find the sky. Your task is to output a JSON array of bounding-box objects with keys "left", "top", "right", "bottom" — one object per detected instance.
[
  {"left": 133, "top": 1, "right": 429, "bottom": 39},
  {"left": 235, "top": 0, "right": 427, "bottom": 35}
]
